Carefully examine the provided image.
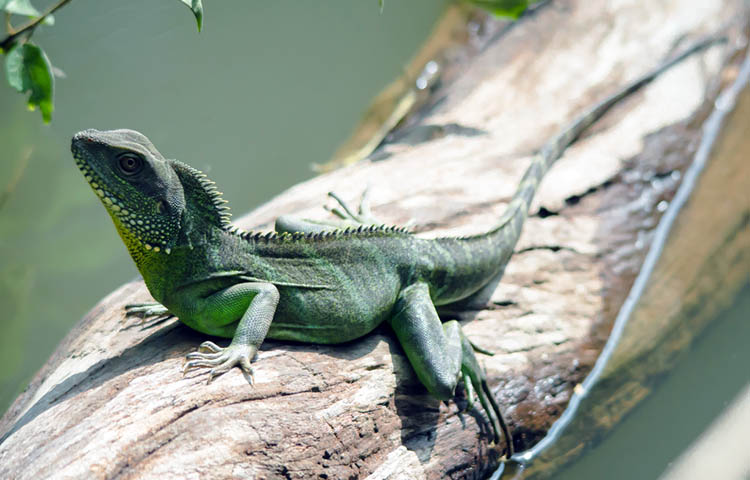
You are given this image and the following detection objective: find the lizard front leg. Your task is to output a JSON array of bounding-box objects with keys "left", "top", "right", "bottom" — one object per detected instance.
[
  {"left": 125, "top": 302, "right": 170, "bottom": 317},
  {"left": 182, "top": 282, "right": 279, "bottom": 383}
]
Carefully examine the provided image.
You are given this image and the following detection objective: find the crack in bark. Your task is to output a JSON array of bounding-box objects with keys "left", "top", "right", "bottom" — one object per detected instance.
[
  {"left": 110, "top": 402, "right": 205, "bottom": 479},
  {"left": 534, "top": 178, "right": 617, "bottom": 217},
  {"left": 515, "top": 244, "right": 581, "bottom": 255}
]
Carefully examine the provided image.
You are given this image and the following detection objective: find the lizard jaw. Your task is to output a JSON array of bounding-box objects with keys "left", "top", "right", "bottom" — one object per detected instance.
[{"left": 71, "top": 133, "right": 173, "bottom": 254}]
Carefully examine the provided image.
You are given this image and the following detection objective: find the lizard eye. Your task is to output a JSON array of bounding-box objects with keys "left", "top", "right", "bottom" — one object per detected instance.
[{"left": 117, "top": 153, "right": 143, "bottom": 176}]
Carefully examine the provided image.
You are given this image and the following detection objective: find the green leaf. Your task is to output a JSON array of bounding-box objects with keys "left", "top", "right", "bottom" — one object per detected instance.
[
  {"left": 3, "top": 0, "right": 39, "bottom": 16},
  {"left": 178, "top": 0, "right": 203, "bottom": 32},
  {"left": 468, "top": 0, "right": 529, "bottom": 19},
  {"left": 5, "top": 43, "right": 54, "bottom": 123},
  {"left": 2, "top": 0, "right": 54, "bottom": 25}
]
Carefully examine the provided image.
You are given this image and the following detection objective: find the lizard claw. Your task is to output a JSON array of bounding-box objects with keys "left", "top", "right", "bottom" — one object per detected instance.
[{"left": 183, "top": 342, "right": 257, "bottom": 385}]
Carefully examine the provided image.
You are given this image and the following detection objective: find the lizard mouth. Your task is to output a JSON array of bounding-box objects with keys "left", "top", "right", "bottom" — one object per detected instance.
[{"left": 71, "top": 136, "right": 131, "bottom": 217}]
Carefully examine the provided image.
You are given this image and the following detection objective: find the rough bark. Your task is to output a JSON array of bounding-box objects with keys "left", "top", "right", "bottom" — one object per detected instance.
[{"left": 1, "top": 1, "right": 748, "bottom": 479}]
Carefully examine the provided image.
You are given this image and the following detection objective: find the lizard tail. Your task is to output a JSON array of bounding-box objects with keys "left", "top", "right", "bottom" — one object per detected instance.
[
  {"left": 427, "top": 35, "right": 722, "bottom": 305},
  {"left": 474, "top": 34, "right": 722, "bottom": 250}
]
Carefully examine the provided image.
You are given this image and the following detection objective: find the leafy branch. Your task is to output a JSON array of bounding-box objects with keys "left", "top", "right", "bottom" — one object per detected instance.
[
  {"left": 0, "top": 0, "right": 71, "bottom": 53},
  {"left": 467, "top": 0, "right": 535, "bottom": 18},
  {"left": 1, "top": 0, "right": 203, "bottom": 123}
]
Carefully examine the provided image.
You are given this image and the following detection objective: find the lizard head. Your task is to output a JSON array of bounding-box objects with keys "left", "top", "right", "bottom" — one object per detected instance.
[{"left": 71, "top": 128, "right": 186, "bottom": 254}]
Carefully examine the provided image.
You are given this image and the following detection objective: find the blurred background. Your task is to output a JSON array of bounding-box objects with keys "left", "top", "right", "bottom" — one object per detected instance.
[
  {"left": 0, "top": 0, "right": 449, "bottom": 415},
  {"left": 1, "top": 2, "right": 748, "bottom": 479}
]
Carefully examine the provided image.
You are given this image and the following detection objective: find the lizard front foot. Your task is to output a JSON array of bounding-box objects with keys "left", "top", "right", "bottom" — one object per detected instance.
[
  {"left": 124, "top": 302, "right": 174, "bottom": 328},
  {"left": 183, "top": 341, "right": 257, "bottom": 384},
  {"left": 125, "top": 302, "right": 170, "bottom": 317}
]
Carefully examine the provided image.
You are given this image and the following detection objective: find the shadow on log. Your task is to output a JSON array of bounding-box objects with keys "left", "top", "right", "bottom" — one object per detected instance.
[{"left": 1, "top": 1, "right": 749, "bottom": 478}]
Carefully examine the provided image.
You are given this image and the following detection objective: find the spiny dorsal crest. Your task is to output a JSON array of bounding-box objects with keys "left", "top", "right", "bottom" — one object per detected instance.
[
  {"left": 169, "top": 160, "right": 410, "bottom": 241},
  {"left": 232, "top": 223, "right": 410, "bottom": 244},
  {"left": 169, "top": 160, "right": 233, "bottom": 229}
]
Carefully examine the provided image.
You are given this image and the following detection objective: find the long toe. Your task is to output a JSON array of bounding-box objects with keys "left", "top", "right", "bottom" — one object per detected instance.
[
  {"left": 199, "top": 341, "right": 222, "bottom": 353},
  {"left": 183, "top": 357, "right": 225, "bottom": 373},
  {"left": 186, "top": 351, "right": 224, "bottom": 361},
  {"left": 207, "top": 355, "right": 244, "bottom": 382}
]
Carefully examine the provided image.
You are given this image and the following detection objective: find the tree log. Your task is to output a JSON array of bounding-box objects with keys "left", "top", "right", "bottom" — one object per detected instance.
[{"left": 1, "top": 1, "right": 748, "bottom": 479}]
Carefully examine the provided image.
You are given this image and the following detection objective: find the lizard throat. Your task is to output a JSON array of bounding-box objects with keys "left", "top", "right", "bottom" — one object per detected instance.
[{"left": 72, "top": 148, "right": 173, "bottom": 254}]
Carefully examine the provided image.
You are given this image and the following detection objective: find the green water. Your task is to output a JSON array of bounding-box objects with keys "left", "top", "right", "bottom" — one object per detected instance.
[
  {"left": 0, "top": 0, "right": 448, "bottom": 415},
  {"left": 554, "top": 284, "right": 750, "bottom": 480}
]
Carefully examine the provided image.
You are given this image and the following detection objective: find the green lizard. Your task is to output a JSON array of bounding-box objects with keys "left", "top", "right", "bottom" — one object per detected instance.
[{"left": 69, "top": 41, "right": 712, "bottom": 458}]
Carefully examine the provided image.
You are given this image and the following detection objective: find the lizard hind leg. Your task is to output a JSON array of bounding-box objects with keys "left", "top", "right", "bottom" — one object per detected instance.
[
  {"left": 274, "top": 189, "right": 384, "bottom": 234},
  {"left": 453, "top": 322, "right": 514, "bottom": 458},
  {"left": 389, "top": 283, "right": 512, "bottom": 457}
]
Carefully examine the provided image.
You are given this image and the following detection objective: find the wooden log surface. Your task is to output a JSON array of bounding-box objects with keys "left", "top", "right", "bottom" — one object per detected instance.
[{"left": 1, "top": 1, "right": 748, "bottom": 479}]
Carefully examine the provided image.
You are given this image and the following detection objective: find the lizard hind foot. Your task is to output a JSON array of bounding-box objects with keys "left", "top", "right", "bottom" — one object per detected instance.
[
  {"left": 183, "top": 341, "right": 256, "bottom": 385},
  {"left": 325, "top": 188, "right": 381, "bottom": 225},
  {"left": 460, "top": 337, "right": 514, "bottom": 459}
]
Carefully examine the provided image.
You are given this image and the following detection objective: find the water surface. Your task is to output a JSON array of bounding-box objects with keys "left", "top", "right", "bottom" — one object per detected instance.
[{"left": 554, "top": 285, "right": 750, "bottom": 480}]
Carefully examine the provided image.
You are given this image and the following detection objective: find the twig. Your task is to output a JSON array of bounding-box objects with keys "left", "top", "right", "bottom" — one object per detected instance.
[
  {"left": 0, "top": 148, "right": 32, "bottom": 212},
  {"left": 5, "top": 11, "right": 14, "bottom": 34},
  {"left": 0, "top": 0, "right": 73, "bottom": 51}
]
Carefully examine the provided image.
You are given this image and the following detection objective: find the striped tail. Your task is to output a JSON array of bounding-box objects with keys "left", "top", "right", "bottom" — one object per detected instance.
[
  {"left": 427, "top": 35, "right": 723, "bottom": 305},
  {"left": 425, "top": 36, "right": 726, "bottom": 305}
]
